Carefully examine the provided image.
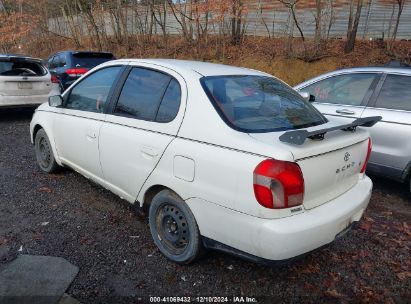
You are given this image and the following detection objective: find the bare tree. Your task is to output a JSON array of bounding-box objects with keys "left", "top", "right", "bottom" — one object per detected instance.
[
  {"left": 314, "top": 0, "right": 322, "bottom": 46},
  {"left": 278, "top": 0, "right": 305, "bottom": 41},
  {"left": 391, "top": 0, "right": 406, "bottom": 41},
  {"left": 345, "top": 0, "right": 363, "bottom": 53},
  {"left": 231, "top": 0, "right": 246, "bottom": 44}
]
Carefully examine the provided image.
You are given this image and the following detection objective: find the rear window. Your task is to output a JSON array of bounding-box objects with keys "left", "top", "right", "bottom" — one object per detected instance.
[
  {"left": 0, "top": 59, "right": 47, "bottom": 76},
  {"left": 201, "top": 75, "right": 327, "bottom": 133},
  {"left": 72, "top": 52, "right": 115, "bottom": 69}
]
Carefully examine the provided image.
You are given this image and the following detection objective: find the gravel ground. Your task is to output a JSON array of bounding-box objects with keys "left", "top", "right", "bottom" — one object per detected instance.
[{"left": 0, "top": 108, "right": 410, "bottom": 304}]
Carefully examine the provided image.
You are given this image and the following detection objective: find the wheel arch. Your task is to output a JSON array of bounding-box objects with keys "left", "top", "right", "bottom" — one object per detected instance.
[
  {"left": 31, "top": 121, "right": 63, "bottom": 167},
  {"left": 140, "top": 185, "right": 171, "bottom": 209},
  {"left": 401, "top": 160, "right": 411, "bottom": 182},
  {"left": 32, "top": 123, "right": 43, "bottom": 143}
]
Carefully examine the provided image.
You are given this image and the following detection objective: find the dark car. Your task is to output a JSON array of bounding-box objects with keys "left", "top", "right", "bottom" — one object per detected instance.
[{"left": 46, "top": 51, "right": 115, "bottom": 91}]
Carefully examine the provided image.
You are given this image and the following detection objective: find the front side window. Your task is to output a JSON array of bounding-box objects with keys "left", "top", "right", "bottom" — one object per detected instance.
[
  {"left": 65, "top": 66, "right": 121, "bottom": 113},
  {"left": 302, "top": 73, "right": 377, "bottom": 106},
  {"left": 374, "top": 74, "right": 411, "bottom": 111},
  {"left": 114, "top": 68, "right": 172, "bottom": 121},
  {"left": 202, "top": 75, "right": 327, "bottom": 133}
]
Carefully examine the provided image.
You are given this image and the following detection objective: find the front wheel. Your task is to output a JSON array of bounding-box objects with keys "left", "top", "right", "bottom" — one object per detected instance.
[
  {"left": 408, "top": 176, "right": 411, "bottom": 198},
  {"left": 34, "top": 129, "right": 60, "bottom": 173},
  {"left": 149, "top": 190, "right": 203, "bottom": 264}
]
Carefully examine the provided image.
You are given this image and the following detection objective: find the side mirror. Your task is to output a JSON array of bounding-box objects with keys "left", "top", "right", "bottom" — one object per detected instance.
[
  {"left": 48, "top": 95, "right": 63, "bottom": 107},
  {"left": 299, "top": 91, "right": 315, "bottom": 102}
]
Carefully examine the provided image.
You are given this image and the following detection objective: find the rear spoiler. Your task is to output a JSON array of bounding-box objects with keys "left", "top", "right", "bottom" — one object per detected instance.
[{"left": 279, "top": 116, "right": 382, "bottom": 145}]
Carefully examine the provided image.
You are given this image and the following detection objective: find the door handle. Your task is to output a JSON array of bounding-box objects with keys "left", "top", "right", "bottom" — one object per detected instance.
[
  {"left": 86, "top": 130, "right": 97, "bottom": 140},
  {"left": 141, "top": 146, "right": 159, "bottom": 158},
  {"left": 336, "top": 109, "right": 355, "bottom": 115}
]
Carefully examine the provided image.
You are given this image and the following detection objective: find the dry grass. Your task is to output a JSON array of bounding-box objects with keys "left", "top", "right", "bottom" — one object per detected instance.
[{"left": 23, "top": 35, "right": 411, "bottom": 85}]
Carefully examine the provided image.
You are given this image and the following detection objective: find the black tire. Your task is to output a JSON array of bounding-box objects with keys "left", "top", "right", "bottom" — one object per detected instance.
[
  {"left": 149, "top": 190, "right": 203, "bottom": 264},
  {"left": 34, "top": 129, "right": 60, "bottom": 173}
]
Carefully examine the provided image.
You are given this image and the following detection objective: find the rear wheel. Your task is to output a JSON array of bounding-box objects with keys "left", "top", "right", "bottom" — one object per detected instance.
[
  {"left": 149, "top": 190, "right": 203, "bottom": 264},
  {"left": 34, "top": 129, "right": 59, "bottom": 173}
]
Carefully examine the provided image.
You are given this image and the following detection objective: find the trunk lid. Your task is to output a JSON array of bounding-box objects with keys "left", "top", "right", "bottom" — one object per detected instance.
[
  {"left": 0, "top": 75, "right": 52, "bottom": 96},
  {"left": 249, "top": 121, "right": 370, "bottom": 209}
]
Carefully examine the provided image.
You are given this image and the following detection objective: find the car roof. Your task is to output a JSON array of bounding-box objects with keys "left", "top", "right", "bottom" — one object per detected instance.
[
  {"left": 294, "top": 65, "right": 411, "bottom": 89},
  {"left": 332, "top": 66, "right": 411, "bottom": 74},
  {"left": 0, "top": 54, "right": 43, "bottom": 62},
  {"left": 54, "top": 50, "right": 114, "bottom": 55},
  {"left": 115, "top": 59, "right": 268, "bottom": 77}
]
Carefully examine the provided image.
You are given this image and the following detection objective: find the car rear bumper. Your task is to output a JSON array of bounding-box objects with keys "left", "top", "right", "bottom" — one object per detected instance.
[{"left": 187, "top": 175, "right": 372, "bottom": 261}]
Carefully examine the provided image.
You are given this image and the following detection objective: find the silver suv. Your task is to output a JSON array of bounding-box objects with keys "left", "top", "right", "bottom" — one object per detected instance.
[{"left": 294, "top": 64, "right": 411, "bottom": 194}]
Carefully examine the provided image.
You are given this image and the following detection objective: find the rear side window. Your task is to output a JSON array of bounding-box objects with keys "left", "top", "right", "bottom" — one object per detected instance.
[
  {"left": 114, "top": 68, "right": 173, "bottom": 121},
  {"left": 57, "top": 55, "right": 66, "bottom": 67},
  {"left": 156, "top": 79, "right": 181, "bottom": 122},
  {"left": 374, "top": 74, "right": 411, "bottom": 111},
  {"left": 0, "top": 59, "right": 47, "bottom": 76},
  {"left": 302, "top": 73, "right": 377, "bottom": 106},
  {"left": 202, "top": 75, "right": 327, "bottom": 133}
]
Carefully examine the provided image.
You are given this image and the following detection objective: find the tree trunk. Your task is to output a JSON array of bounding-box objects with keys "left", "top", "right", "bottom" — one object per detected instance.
[
  {"left": 344, "top": 0, "right": 363, "bottom": 54},
  {"left": 392, "top": 0, "right": 405, "bottom": 42},
  {"left": 314, "top": 0, "right": 322, "bottom": 49}
]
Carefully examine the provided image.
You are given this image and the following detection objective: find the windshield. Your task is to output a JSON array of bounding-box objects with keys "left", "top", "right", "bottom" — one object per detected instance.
[
  {"left": 72, "top": 53, "right": 115, "bottom": 69},
  {"left": 201, "top": 75, "right": 327, "bottom": 133},
  {"left": 0, "top": 59, "right": 47, "bottom": 76}
]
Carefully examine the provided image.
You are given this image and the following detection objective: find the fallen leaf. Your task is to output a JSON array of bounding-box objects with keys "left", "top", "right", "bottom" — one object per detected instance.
[
  {"left": 39, "top": 186, "right": 52, "bottom": 193},
  {"left": 32, "top": 232, "right": 42, "bottom": 240},
  {"left": 325, "top": 289, "right": 345, "bottom": 298},
  {"left": 396, "top": 271, "right": 411, "bottom": 281},
  {"left": 0, "top": 237, "right": 7, "bottom": 245},
  {"left": 359, "top": 221, "right": 372, "bottom": 231}
]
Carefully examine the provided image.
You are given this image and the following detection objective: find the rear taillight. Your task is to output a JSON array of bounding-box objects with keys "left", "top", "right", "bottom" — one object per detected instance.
[
  {"left": 253, "top": 159, "right": 304, "bottom": 209},
  {"left": 51, "top": 75, "right": 60, "bottom": 84},
  {"left": 66, "top": 68, "right": 88, "bottom": 77},
  {"left": 360, "top": 138, "right": 372, "bottom": 173}
]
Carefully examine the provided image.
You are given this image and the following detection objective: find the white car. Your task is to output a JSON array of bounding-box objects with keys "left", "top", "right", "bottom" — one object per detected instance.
[
  {"left": 30, "top": 59, "right": 378, "bottom": 264},
  {"left": 0, "top": 54, "right": 60, "bottom": 108}
]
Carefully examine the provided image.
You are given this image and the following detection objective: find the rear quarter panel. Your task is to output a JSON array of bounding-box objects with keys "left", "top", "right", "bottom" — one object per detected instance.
[{"left": 137, "top": 137, "right": 302, "bottom": 220}]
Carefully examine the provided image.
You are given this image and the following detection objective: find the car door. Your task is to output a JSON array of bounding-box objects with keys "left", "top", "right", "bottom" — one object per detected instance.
[
  {"left": 360, "top": 73, "right": 411, "bottom": 180},
  {"left": 53, "top": 65, "right": 123, "bottom": 184},
  {"left": 297, "top": 72, "right": 380, "bottom": 124},
  {"left": 99, "top": 64, "right": 185, "bottom": 202}
]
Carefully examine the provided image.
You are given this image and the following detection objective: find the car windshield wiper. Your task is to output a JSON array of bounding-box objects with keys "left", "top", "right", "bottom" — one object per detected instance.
[{"left": 279, "top": 116, "right": 382, "bottom": 145}]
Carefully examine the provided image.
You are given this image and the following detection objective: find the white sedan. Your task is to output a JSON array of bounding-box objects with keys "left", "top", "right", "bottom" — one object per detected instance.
[{"left": 30, "top": 59, "right": 376, "bottom": 264}]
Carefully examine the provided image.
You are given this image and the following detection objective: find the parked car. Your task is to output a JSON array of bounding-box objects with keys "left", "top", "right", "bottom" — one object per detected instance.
[
  {"left": 30, "top": 59, "right": 378, "bottom": 264},
  {"left": 46, "top": 51, "right": 115, "bottom": 91},
  {"left": 294, "top": 65, "right": 411, "bottom": 194},
  {"left": 0, "top": 54, "right": 60, "bottom": 108}
]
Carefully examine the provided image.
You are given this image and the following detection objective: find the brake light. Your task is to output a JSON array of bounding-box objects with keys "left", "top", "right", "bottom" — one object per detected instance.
[
  {"left": 253, "top": 159, "right": 304, "bottom": 209},
  {"left": 66, "top": 68, "right": 88, "bottom": 77},
  {"left": 51, "top": 75, "right": 60, "bottom": 84},
  {"left": 360, "top": 138, "right": 372, "bottom": 173}
]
